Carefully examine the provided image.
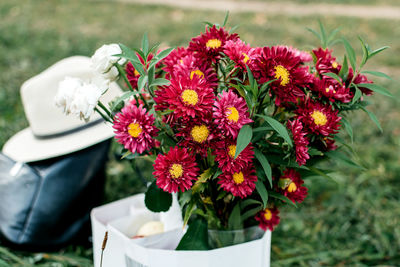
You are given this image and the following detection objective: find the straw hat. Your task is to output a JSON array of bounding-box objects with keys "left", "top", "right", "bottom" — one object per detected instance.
[{"left": 2, "top": 56, "right": 123, "bottom": 163}]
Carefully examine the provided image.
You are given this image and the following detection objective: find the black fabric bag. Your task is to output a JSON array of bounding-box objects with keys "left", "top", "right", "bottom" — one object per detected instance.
[{"left": 0, "top": 140, "right": 110, "bottom": 250}]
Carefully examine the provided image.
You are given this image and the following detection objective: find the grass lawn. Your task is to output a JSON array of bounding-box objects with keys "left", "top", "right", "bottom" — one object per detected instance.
[{"left": 0, "top": 0, "right": 399, "bottom": 266}]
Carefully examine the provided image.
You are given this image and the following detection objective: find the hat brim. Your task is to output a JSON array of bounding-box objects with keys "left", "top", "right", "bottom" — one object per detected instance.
[{"left": 2, "top": 121, "right": 115, "bottom": 163}]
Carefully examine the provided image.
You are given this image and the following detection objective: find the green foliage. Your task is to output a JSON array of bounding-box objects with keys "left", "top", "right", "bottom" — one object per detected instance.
[
  {"left": 234, "top": 125, "right": 253, "bottom": 159},
  {"left": 176, "top": 219, "right": 209, "bottom": 250},
  {"left": 145, "top": 180, "right": 173, "bottom": 212}
]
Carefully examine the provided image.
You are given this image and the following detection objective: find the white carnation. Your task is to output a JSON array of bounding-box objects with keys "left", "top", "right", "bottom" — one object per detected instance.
[
  {"left": 69, "top": 83, "right": 103, "bottom": 121},
  {"left": 91, "top": 43, "right": 126, "bottom": 81},
  {"left": 54, "top": 77, "right": 83, "bottom": 114}
]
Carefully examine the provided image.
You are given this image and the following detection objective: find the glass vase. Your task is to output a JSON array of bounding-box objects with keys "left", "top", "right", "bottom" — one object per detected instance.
[{"left": 207, "top": 225, "right": 265, "bottom": 249}]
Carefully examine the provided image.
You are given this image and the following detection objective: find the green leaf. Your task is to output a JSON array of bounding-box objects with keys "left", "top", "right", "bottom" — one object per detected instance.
[
  {"left": 368, "top": 46, "right": 389, "bottom": 59},
  {"left": 306, "top": 166, "right": 338, "bottom": 184},
  {"left": 235, "top": 125, "right": 253, "bottom": 159},
  {"left": 241, "top": 206, "right": 263, "bottom": 222},
  {"left": 269, "top": 191, "right": 297, "bottom": 208},
  {"left": 358, "top": 36, "right": 368, "bottom": 69},
  {"left": 255, "top": 180, "right": 269, "bottom": 209},
  {"left": 182, "top": 200, "right": 196, "bottom": 228},
  {"left": 141, "top": 33, "right": 149, "bottom": 56},
  {"left": 176, "top": 219, "right": 209, "bottom": 250},
  {"left": 222, "top": 11, "right": 229, "bottom": 27},
  {"left": 318, "top": 20, "right": 327, "bottom": 48},
  {"left": 145, "top": 180, "right": 172, "bottom": 212},
  {"left": 306, "top": 27, "right": 321, "bottom": 42},
  {"left": 252, "top": 126, "right": 273, "bottom": 133},
  {"left": 361, "top": 107, "right": 383, "bottom": 133},
  {"left": 110, "top": 91, "right": 138, "bottom": 112},
  {"left": 325, "top": 150, "right": 365, "bottom": 170},
  {"left": 327, "top": 27, "right": 342, "bottom": 46},
  {"left": 212, "top": 169, "right": 223, "bottom": 180},
  {"left": 240, "top": 199, "right": 262, "bottom": 210},
  {"left": 256, "top": 115, "right": 293, "bottom": 146},
  {"left": 322, "top": 72, "right": 343, "bottom": 85},
  {"left": 150, "top": 78, "right": 171, "bottom": 87},
  {"left": 351, "top": 84, "right": 362, "bottom": 104},
  {"left": 357, "top": 83, "right": 393, "bottom": 98},
  {"left": 338, "top": 55, "right": 349, "bottom": 81},
  {"left": 129, "top": 59, "right": 145, "bottom": 76},
  {"left": 228, "top": 203, "right": 242, "bottom": 230},
  {"left": 229, "top": 24, "right": 240, "bottom": 34},
  {"left": 154, "top": 47, "right": 175, "bottom": 63},
  {"left": 192, "top": 168, "right": 212, "bottom": 193},
  {"left": 341, "top": 117, "right": 353, "bottom": 143},
  {"left": 254, "top": 148, "right": 272, "bottom": 187},
  {"left": 137, "top": 75, "right": 148, "bottom": 91},
  {"left": 361, "top": 70, "right": 392, "bottom": 80},
  {"left": 342, "top": 38, "right": 357, "bottom": 71}
]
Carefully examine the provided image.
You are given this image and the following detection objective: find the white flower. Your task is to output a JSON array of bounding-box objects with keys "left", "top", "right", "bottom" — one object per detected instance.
[
  {"left": 69, "top": 83, "right": 103, "bottom": 121},
  {"left": 91, "top": 43, "right": 126, "bottom": 81},
  {"left": 54, "top": 77, "right": 83, "bottom": 114}
]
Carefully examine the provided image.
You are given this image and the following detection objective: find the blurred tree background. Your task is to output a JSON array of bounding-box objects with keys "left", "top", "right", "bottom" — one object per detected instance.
[{"left": 0, "top": 0, "right": 399, "bottom": 266}]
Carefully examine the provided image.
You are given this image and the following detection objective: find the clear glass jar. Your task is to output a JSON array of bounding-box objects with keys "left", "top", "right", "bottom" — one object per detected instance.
[{"left": 207, "top": 225, "right": 265, "bottom": 249}]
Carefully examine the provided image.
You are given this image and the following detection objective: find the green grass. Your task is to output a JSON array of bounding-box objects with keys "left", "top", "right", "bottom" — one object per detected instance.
[{"left": 0, "top": 0, "right": 399, "bottom": 266}]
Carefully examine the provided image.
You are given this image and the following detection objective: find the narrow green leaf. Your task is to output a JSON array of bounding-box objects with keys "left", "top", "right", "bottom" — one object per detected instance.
[
  {"left": 151, "top": 78, "right": 170, "bottom": 87},
  {"left": 212, "top": 169, "right": 223, "bottom": 180},
  {"left": 369, "top": 46, "right": 390, "bottom": 59},
  {"left": 255, "top": 180, "right": 269, "bottom": 209},
  {"left": 138, "top": 75, "right": 148, "bottom": 91},
  {"left": 149, "top": 42, "right": 160, "bottom": 54},
  {"left": 325, "top": 150, "right": 365, "bottom": 169},
  {"left": 222, "top": 11, "right": 229, "bottom": 27},
  {"left": 132, "top": 47, "right": 146, "bottom": 61},
  {"left": 306, "top": 27, "right": 321, "bottom": 42},
  {"left": 145, "top": 180, "right": 172, "bottom": 212},
  {"left": 252, "top": 126, "right": 273, "bottom": 133},
  {"left": 306, "top": 166, "right": 338, "bottom": 184},
  {"left": 338, "top": 55, "right": 349, "bottom": 81},
  {"left": 246, "top": 65, "right": 255, "bottom": 92},
  {"left": 148, "top": 66, "right": 154, "bottom": 85},
  {"left": 322, "top": 72, "right": 343, "bottom": 85},
  {"left": 341, "top": 117, "right": 353, "bottom": 143},
  {"left": 142, "top": 33, "right": 149, "bottom": 56},
  {"left": 202, "top": 21, "right": 214, "bottom": 27},
  {"left": 256, "top": 115, "right": 293, "bottom": 146},
  {"left": 110, "top": 91, "right": 138, "bottom": 111},
  {"left": 357, "top": 83, "right": 393, "bottom": 98},
  {"left": 318, "top": 20, "right": 327, "bottom": 48},
  {"left": 269, "top": 191, "right": 297, "bottom": 208},
  {"left": 351, "top": 84, "right": 362, "bottom": 104},
  {"left": 254, "top": 148, "right": 272, "bottom": 187},
  {"left": 241, "top": 206, "right": 263, "bottom": 222},
  {"left": 360, "top": 70, "right": 392, "bottom": 80},
  {"left": 229, "top": 24, "right": 240, "bottom": 34},
  {"left": 240, "top": 199, "right": 262, "bottom": 210},
  {"left": 228, "top": 203, "right": 242, "bottom": 230},
  {"left": 342, "top": 38, "right": 357, "bottom": 71},
  {"left": 235, "top": 125, "right": 253, "bottom": 159},
  {"left": 182, "top": 201, "right": 196, "bottom": 228},
  {"left": 361, "top": 107, "right": 383, "bottom": 133},
  {"left": 176, "top": 219, "right": 209, "bottom": 250},
  {"left": 155, "top": 47, "right": 175, "bottom": 63},
  {"left": 358, "top": 36, "right": 368, "bottom": 68},
  {"left": 327, "top": 27, "right": 342, "bottom": 46}
]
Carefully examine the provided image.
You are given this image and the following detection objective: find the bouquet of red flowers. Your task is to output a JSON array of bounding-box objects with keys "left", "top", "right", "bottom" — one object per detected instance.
[{"left": 56, "top": 18, "right": 390, "bottom": 250}]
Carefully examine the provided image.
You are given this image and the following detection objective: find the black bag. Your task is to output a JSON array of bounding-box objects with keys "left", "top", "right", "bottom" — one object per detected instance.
[{"left": 0, "top": 140, "right": 110, "bottom": 250}]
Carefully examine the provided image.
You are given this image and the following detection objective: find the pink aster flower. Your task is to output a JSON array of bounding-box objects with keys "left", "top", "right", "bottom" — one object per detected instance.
[
  {"left": 113, "top": 101, "right": 158, "bottom": 154},
  {"left": 213, "top": 139, "right": 254, "bottom": 173},
  {"left": 313, "top": 77, "right": 353, "bottom": 103},
  {"left": 223, "top": 39, "right": 258, "bottom": 70},
  {"left": 218, "top": 165, "right": 257, "bottom": 198},
  {"left": 287, "top": 119, "right": 310, "bottom": 166},
  {"left": 153, "top": 146, "right": 199, "bottom": 193},
  {"left": 213, "top": 90, "right": 252, "bottom": 139},
  {"left": 277, "top": 168, "right": 307, "bottom": 204},
  {"left": 277, "top": 45, "right": 312, "bottom": 63},
  {"left": 312, "top": 47, "right": 341, "bottom": 75},
  {"left": 255, "top": 207, "right": 280, "bottom": 231}
]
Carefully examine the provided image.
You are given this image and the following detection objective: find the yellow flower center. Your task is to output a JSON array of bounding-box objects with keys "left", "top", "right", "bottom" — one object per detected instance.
[
  {"left": 311, "top": 110, "right": 328, "bottom": 126},
  {"left": 325, "top": 87, "right": 330, "bottom": 93},
  {"left": 287, "top": 182, "right": 297, "bottom": 193},
  {"left": 181, "top": 89, "right": 199, "bottom": 106},
  {"left": 191, "top": 125, "right": 209, "bottom": 143},
  {"left": 228, "top": 145, "right": 237, "bottom": 158},
  {"left": 206, "top": 38, "right": 222, "bottom": 49},
  {"left": 264, "top": 209, "right": 272, "bottom": 221},
  {"left": 242, "top": 53, "right": 250, "bottom": 64},
  {"left": 232, "top": 171, "right": 244, "bottom": 184},
  {"left": 128, "top": 122, "right": 142, "bottom": 138},
  {"left": 332, "top": 61, "right": 338, "bottom": 68},
  {"left": 134, "top": 69, "right": 140, "bottom": 76},
  {"left": 226, "top": 107, "right": 239, "bottom": 122},
  {"left": 169, "top": 163, "right": 183, "bottom": 179},
  {"left": 190, "top": 69, "right": 205, "bottom": 80},
  {"left": 274, "top": 65, "right": 290, "bottom": 86}
]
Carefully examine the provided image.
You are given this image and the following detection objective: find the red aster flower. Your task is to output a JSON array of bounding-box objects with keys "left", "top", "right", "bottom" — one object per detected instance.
[
  {"left": 218, "top": 165, "right": 257, "bottom": 198},
  {"left": 125, "top": 62, "right": 141, "bottom": 89},
  {"left": 223, "top": 39, "right": 258, "bottom": 70},
  {"left": 277, "top": 168, "right": 307, "bottom": 204},
  {"left": 177, "top": 118, "right": 216, "bottom": 157},
  {"left": 213, "top": 90, "right": 252, "bottom": 139},
  {"left": 277, "top": 45, "right": 312, "bottom": 63},
  {"left": 253, "top": 46, "right": 312, "bottom": 106},
  {"left": 113, "top": 101, "right": 158, "bottom": 154},
  {"left": 153, "top": 146, "right": 199, "bottom": 193},
  {"left": 324, "top": 137, "right": 338, "bottom": 151},
  {"left": 296, "top": 100, "right": 341, "bottom": 136},
  {"left": 313, "top": 77, "right": 353, "bottom": 103},
  {"left": 172, "top": 54, "right": 218, "bottom": 88},
  {"left": 154, "top": 75, "right": 215, "bottom": 119},
  {"left": 312, "top": 47, "right": 341, "bottom": 75},
  {"left": 162, "top": 47, "right": 191, "bottom": 75},
  {"left": 213, "top": 139, "right": 254, "bottom": 173},
  {"left": 255, "top": 207, "right": 280, "bottom": 231},
  {"left": 346, "top": 68, "right": 373, "bottom": 95},
  {"left": 287, "top": 119, "right": 310, "bottom": 166},
  {"left": 188, "top": 25, "right": 239, "bottom": 63}
]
